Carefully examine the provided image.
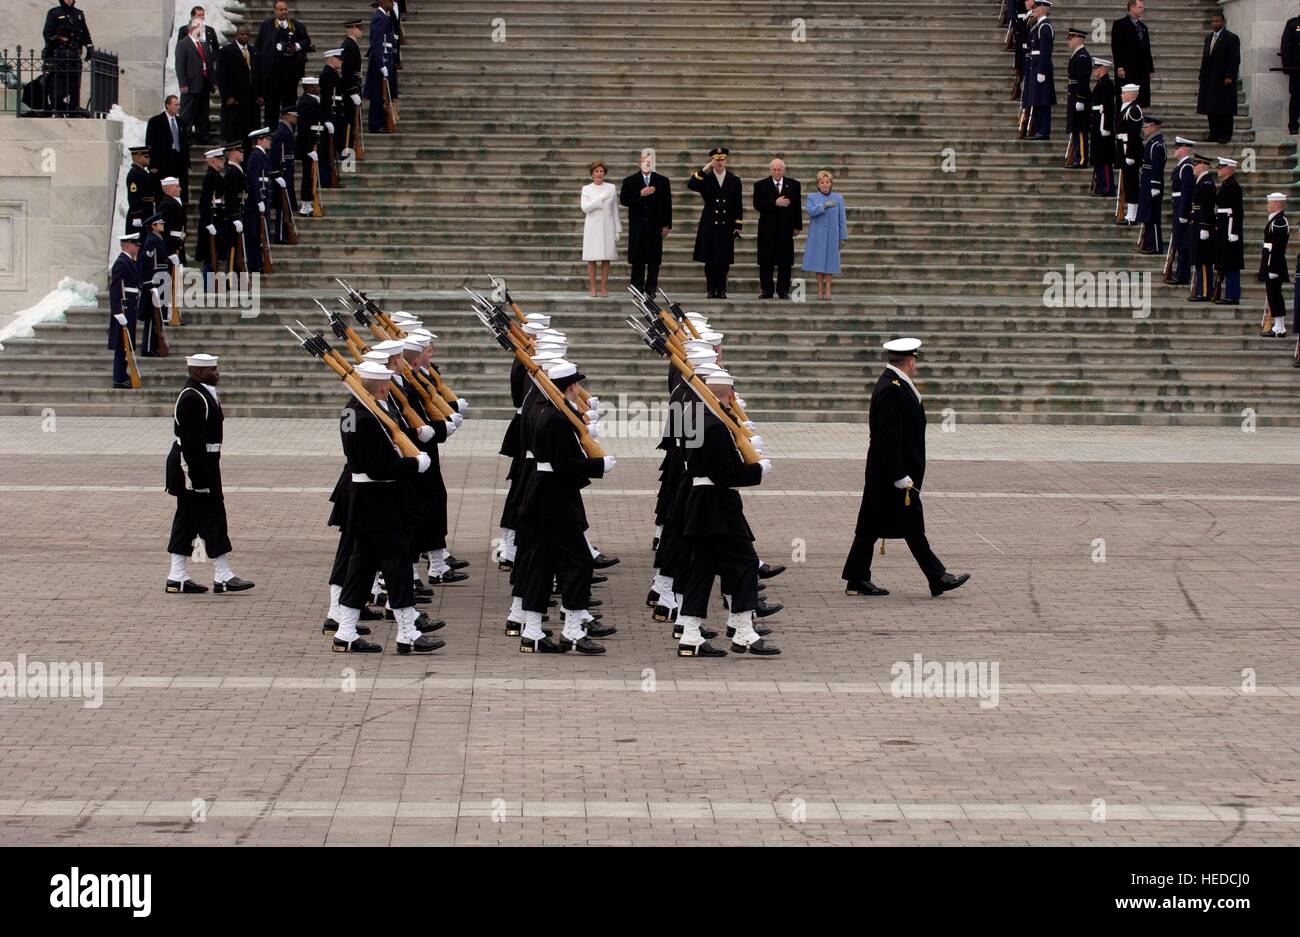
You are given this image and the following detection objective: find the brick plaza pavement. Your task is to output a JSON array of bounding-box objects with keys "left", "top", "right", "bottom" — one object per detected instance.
[{"left": 0, "top": 418, "right": 1297, "bottom": 846}]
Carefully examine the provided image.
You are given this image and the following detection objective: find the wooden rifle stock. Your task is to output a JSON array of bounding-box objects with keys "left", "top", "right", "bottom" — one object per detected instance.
[
  {"left": 260, "top": 211, "right": 274, "bottom": 274},
  {"left": 169, "top": 266, "right": 180, "bottom": 326},
  {"left": 354, "top": 102, "right": 365, "bottom": 159},
  {"left": 153, "top": 290, "right": 170, "bottom": 358},
  {"left": 121, "top": 317, "right": 141, "bottom": 389},
  {"left": 316, "top": 347, "right": 421, "bottom": 457},
  {"left": 513, "top": 345, "right": 605, "bottom": 458},
  {"left": 278, "top": 184, "right": 300, "bottom": 244},
  {"left": 311, "top": 156, "right": 322, "bottom": 217},
  {"left": 382, "top": 78, "right": 397, "bottom": 133}
]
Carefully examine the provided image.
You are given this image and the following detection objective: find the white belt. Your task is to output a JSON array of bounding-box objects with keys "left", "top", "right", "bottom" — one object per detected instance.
[
  {"left": 123, "top": 286, "right": 139, "bottom": 293},
  {"left": 1117, "top": 133, "right": 1128, "bottom": 140},
  {"left": 535, "top": 462, "right": 553, "bottom": 472},
  {"left": 1171, "top": 191, "right": 1181, "bottom": 197},
  {"left": 169, "top": 230, "right": 183, "bottom": 237},
  {"left": 351, "top": 472, "right": 392, "bottom": 483},
  {"left": 692, "top": 477, "right": 716, "bottom": 487},
  {"left": 1217, "top": 208, "right": 1232, "bottom": 214},
  {"left": 206, "top": 443, "right": 221, "bottom": 452},
  {"left": 1264, "top": 242, "right": 1273, "bottom": 250},
  {"left": 524, "top": 449, "right": 535, "bottom": 459},
  {"left": 311, "top": 124, "right": 324, "bottom": 131},
  {"left": 1030, "top": 50, "right": 1040, "bottom": 56}
]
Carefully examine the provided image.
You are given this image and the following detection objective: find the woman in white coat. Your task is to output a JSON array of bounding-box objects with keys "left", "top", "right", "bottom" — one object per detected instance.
[{"left": 581, "top": 159, "right": 621, "bottom": 296}]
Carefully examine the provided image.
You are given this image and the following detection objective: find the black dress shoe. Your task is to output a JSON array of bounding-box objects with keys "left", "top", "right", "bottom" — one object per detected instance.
[
  {"left": 415, "top": 613, "right": 445, "bottom": 633},
  {"left": 845, "top": 580, "right": 890, "bottom": 596},
  {"left": 718, "top": 291, "right": 727, "bottom": 299},
  {"left": 587, "top": 597, "right": 603, "bottom": 608},
  {"left": 446, "top": 556, "right": 470, "bottom": 570},
  {"left": 322, "top": 618, "right": 371, "bottom": 636},
  {"left": 520, "top": 635, "right": 566, "bottom": 653},
  {"left": 678, "top": 640, "right": 726, "bottom": 658},
  {"left": 504, "top": 620, "right": 553, "bottom": 637},
  {"left": 1213, "top": 299, "right": 1240, "bottom": 306},
  {"left": 727, "top": 623, "right": 773, "bottom": 638},
  {"left": 112, "top": 381, "right": 132, "bottom": 389},
  {"left": 754, "top": 600, "right": 783, "bottom": 618},
  {"left": 213, "top": 577, "right": 254, "bottom": 593},
  {"left": 585, "top": 622, "right": 617, "bottom": 639},
  {"left": 645, "top": 590, "right": 660, "bottom": 608},
  {"left": 165, "top": 579, "right": 208, "bottom": 594},
  {"left": 359, "top": 605, "right": 383, "bottom": 621},
  {"left": 592, "top": 552, "right": 620, "bottom": 569},
  {"left": 930, "top": 572, "right": 972, "bottom": 597},
  {"left": 333, "top": 636, "right": 382, "bottom": 653},
  {"left": 397, "top": 634, "right": 444, "bottom": 655},
  {"left": 671, "top": 623, "right": 717, "bottom": 640},
  {"left": 652, "top": 604, "right": 673, "bottom": 622},
  {"left": 412, "top": 581, "right": 434, "bottom": 598},
  {"left": 758, "top": 293, "right": 774, "bottom": 300},
  {"left": 428, "top": 570, "right": 469, "bottom": 584},
  {"left": 731, "top": 638, "right": 781, "bottom": 656},
  {"left": 651, "top": 536, "right": 660, "bottom": 551},
  {"left": 497, "top": 558, "right": 514, "bottom": 571},
  {"left": 588, "top": 610, "right": 603, "bottom": 621},
  {"left": 758, "top": 562, "right": 785, "bottom": 579},
  {"left": 562, "top": 636, "right": 606, "bottom": 654},
  {"left": 756, "top": 582, "right": 767, "bottom": 593},
  {"left": 591, "top": 573, "right": 608, "bottom": 584}
]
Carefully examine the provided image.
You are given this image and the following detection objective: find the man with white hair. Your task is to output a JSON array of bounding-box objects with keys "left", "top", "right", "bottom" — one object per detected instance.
[{"left": 620, "top": 148, "right": 673, "bottom": 299}]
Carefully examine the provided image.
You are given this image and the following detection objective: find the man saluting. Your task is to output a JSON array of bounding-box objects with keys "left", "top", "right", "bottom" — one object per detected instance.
[
  {"left": 688, "top": 146, "right": 743, "bottom": 299},
  {"left": 841, "top": 338, "right": 970, "bottom": 599}
]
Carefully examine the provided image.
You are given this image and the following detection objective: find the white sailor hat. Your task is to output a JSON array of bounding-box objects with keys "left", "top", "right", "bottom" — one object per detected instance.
[
  {"left": 531, "top": 351, "right": 566, "bottom": 365},
  {"left": 1217, "top": 157, "right": 1239, "bottom": 168},
  {"left": 1267, "top": 192, "right": 1287, "bottom": 201},
  {"left": 370, "top": 339, "right": 405, "bottom": 355},
  {"left": 118, "top": 231, "right": 139, "bottom": 242},
  {"left": 1092, "top": 57, "right": 1112, "bottom": 68},
  {"left": 698, "top": 330, "right": 724, "bottom": 346},
  {"left": 683, "top": 338, "right": 715, "bottom": 353},
  {"left": 686, "top": 345, "right": 718, "bottom": 360},
  {"left": 362, "top": 350, "right": 392, "bottom": 363},
  {"left": 883, "top": 337, "right": 923, "bottom": 355},
  {"left": 539, "top": 327, "right": 565, "bottom": 340},
  {"left": 1121, "top": 83, "right": 1141, "bottom": 94},
  {"left": 684, "top": 312, "right": 710, "bottom": 323},
  {"left": 185, "top": 352, "right": 218, "bottom": 366},
  {"left": 302, "top": 76, "right": 320, "bottom": 86},
  {"left": 324, "top": 48, "right": 344, "bottom": 58},
  {"left": 396, "top": 322, "right": 426, "bottom": 334},
  {"left": 409, "top": 327, "right": 437, "bottom": 341},
  {"left": 692, "top": 362, "right": 722, "bottom": 378},
  {"left": 355, "top": 360, "right": 393, "bottom": 380},
  {"left": 547, "top": 361, "right": 586, "bottom": 387},
  {"left": 203, "top": 147, "right": 226, "bottom": 159},
  {"left": 522, "top": 322, "right": 549, "bottom": 335},
  {"left": 1032, "top": 0, "right": 1052, "bottom": 6},
  {"left": 389, "top": 311, "right": 419, "bottom": 322},
  {"left": 247, "top": 127, "right": 272, "bottom": 139},
  {"left": 533, "top": 338, "right": 566, "bottom": 351},
  {"left": 1174, "top": 136, "right": 1197, "bottom": 147},
  {"left": 160, "top": 176, "right": 180, "bottom": 186},
  {"left": 524, "top": 312, "right": 551, "bottom": 326},
  {"left": 705, "top": 369, "right": 735, "bottom": 386},
  {"left": 400, "top": 336, "right": 428, "bottom": 352}
]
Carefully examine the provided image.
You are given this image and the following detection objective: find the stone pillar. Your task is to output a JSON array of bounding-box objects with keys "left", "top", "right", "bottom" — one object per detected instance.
[{"left": 1222, "top": 0, "right": 1297, "bottom": 135}]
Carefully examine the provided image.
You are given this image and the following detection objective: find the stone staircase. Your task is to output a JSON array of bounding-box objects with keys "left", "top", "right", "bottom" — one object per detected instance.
[{"left": 1, "top": 0, "right": 1297, "bottom": 424}]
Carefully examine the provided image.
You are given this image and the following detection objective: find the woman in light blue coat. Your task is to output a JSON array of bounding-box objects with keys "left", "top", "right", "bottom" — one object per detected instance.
[{"left": 802, "top": 170, "right": 847, "bottom": 300}]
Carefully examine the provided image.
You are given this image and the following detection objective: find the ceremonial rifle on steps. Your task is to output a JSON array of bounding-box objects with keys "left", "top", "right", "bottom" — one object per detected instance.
[
  {"left": 276, "top": 175, "right": 300, "bottom": 245},
  {"left": 286, "top": 322, "right": 422, "bottom": 456}
]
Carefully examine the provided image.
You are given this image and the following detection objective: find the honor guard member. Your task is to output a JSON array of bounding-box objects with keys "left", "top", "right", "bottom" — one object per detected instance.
[
  {"left": 515, "top": 360, "right": 615, "bottom": 654},
  {"left": 1115, "top": 83, "right": 1144, "bottom": 225},
  {"left": 1166, "top": 136, "right": 1197, "bottom": 284},
  {"left": 1089, "top": 58, "right": 1117, "bottom": 196},
  {"left": 108, "top": 231, "right": 140, "bottom": 389},
  {"left": 1259, "top": 193, "right": 1290, "bottom": 337},
  {"left": 1189, "top": 156, "right": 1218, "bottom": 301},
  {"left": 42, "top": 0, "right": 94, "bottom": 114},
  {"left": 1011, "top": 0, "right": 1031, "bottom": 100},
  {"left": 330, "top": 359, "right": 439, "bottom": 654},
  {"left": 165, "top": 353, "right": 255, "bottom": 595},
  {"left": 1023, "top": 1, "right": 1055, "bottom": 141},
  {"left": 365, "top": 0, "right": 397, "bottom": 133},
  {"left": 841, "top": 339, "right": 972, "bottom": 600},
  {"left": 197, "top": 147, "right": 226, "bottom": 281},
  {"left": 1213, "top": 156, "right": 1244, "bottom": 305},
  {"left": 1136, "top": 115, "right": 1166, "bottom": 254},
  {"left": 222, "top": 142, "right": 249, "bottom": 271},
  {"left": 674, "top": 369, "right": 778, "bottom": 658},
  {"left": 138, "top": 213, "right": 167, "bottom": 356},
  {"left": 244, "top": 127, "right": 274, "bottom": 272},
  {"left": 688, "top": 147, "right": 743, "bottom": 299},
  {"left": 125, "top": 146, "right": 156, "bottom": 231},
  {"left": 339, "top": 20, "right": 364, "bottom": 154},
  {"left": 319, "top": 49, "right": 343, "bottom": 185},
  {"left": 497, "top": 313, "right": 551, "bottom": 570},
  {"left": 159, "top": 175, "right": 187, "bottom": 269},
  {"left": 255, "top": 0, "right": 313, "bottom": 129},
  {"left": 270, "top": 108, "right": 297, "bottom": 240},
  {"left": 1064, "top": 26, "right": 1092, "bottom": 166},
  {"left": 296, "top": 76, "right": 324, "bottom": 214}
]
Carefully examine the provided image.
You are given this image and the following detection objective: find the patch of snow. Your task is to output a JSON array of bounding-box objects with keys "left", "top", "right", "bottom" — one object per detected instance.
[{"left": 0, "top": 278, "right": 99, "bottom": 352}]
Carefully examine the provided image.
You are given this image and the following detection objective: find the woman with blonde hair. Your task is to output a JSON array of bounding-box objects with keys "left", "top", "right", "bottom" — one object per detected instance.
[
  {"left": 581, "top": 159, "right": 621, "bottom": 296},
  {"left": 802, "top": 169, "right": 847, "bottom": 300}
]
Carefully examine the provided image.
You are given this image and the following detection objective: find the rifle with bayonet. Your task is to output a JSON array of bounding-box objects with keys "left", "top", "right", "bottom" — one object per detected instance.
[{"left": 469, "top": 284, "right": 593, "bottom": 407}]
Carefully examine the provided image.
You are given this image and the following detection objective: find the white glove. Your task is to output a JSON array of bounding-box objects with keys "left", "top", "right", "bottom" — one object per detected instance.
[
  {"left": 350, "top": 93, "right": 361, "bottom": 105},
  {"left": 758, "top": 459, "right": 773, "bottom": 477},
  {"left": 275, "top": 176, "right": 287, "bottom": 188},
  {"left": 381, "top": 66, "right": 388, "bottom": 77},
  {"left": 750, "top": 435, "right": 764, "bottom": 450},
  {"left": 444, "top": 419, "right": 458, "bottom": 436},
  {"left": 602, "top": 455, "right": 617, "bottom": 473},
  {"left": 456, "top": 398, "right": 469, "bottom": 413},
  {"left": 276, "top": 42, "right": 282, "bottom": 51},
  {"left": 1179, "top": 217, "right": 1189, "bottom": 224},
  {"left": 233, "top": 220, "right": 243, "bottom": 233},
  {"left": 894, "top": 475, "right": 913, "bottom": 489},
  {"left": 589, "top": 421, "right": 601, "bottom": 438},
  {"left": 150, "top": 288, "right": 162, "bottom": 304},
  {"left": 587, "top": 396, "right": 599, "bottom": 407},
  {"left": 1101, "top": 130, "right": 1111, "bottom": 137},
  {"left": 451, "top": 413, "right": 464, "bottom": 428},
  {"left": 1269, "top": 273, "right": 1280, "bottom": 279},
  {"left": 1228, "top": 234, "right": 1239, "bottom": 243},
  {"left": 308, "top": 151, "right": 318, "bottom": 162},
  {"left": 735, "top": 396, "right": 746, "bottom": 407},
  {"left": 1075, "top": 102, "right": 1084, "bottom": 111},
  {"left": 1200, "top": 229, "right": 1210, "bottom": 241},
  {"left": 417, "top": 424, "right": 434, "bottom": 443},
  {"left": 1151, "top": 189, "right": 1160, "bottom": 198},
  {"left": 114, "top": 313, "right": 127, "bottom": 325},
  {"left": 325, "top": 121, "right": 334, "bottom": 134},
  {"left": 1126, "top": 158, "right": 1136, "bottom": 165},
  {"left": 206, "top": 224, "right": 217, "bottom": 236},
  {"left": 743, "top": 420, "right": 756, "bottom": 431},
  {"left": 258, "top": 201, "right": 266, "bottom": 213},
  {"left": 416, "top": 452, "right": 431, "bottom": 473},
  {"left": 585, "top": 409, "right": 598, "bottom": 423},
  {"left": 168, "top": 253, "right": 180, "bottom": 266},
  {"left": 1036, "top": 73, "right": 1045, "bottom": 83}
]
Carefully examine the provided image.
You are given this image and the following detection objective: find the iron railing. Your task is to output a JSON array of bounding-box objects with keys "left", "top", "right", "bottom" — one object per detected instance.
[{"left": 0, "top": 45, "right": 119, "bottom": 118}]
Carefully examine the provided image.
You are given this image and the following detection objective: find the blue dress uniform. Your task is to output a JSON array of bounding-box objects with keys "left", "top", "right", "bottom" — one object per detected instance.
[
  {"left": 1259, "top": 202, "right": 1290, "bottom": 336},
  {"left": 339, "top": 28, "right": 363, "bottom": 153},
  {"left": 108, "top": 242, "right": 140, "bottom": 386},
  {"left": 222, "top": 154, "right": 248, "bottom": 271},
  {"left": 270, "top": 115, "right": 296, "bottom": 241},
  {"left": 1213, "top": 167, "right": 1244, "bottom": 304},
  {"left": 1167, "top": 144, "right": 1196, "bottom": 284},
  {"left": 1190, "top": 165, "right": 1218, "bottom": 300},
  {"left": 364, "top": 7, "right": 395, "bottom": 132},
  {"left": 244, "top": 139, "right": 271, "bottom": 272},
  {"left": 138, "top": 220, "right": 167, "bottom": 356},
  {"left": 1023, "top": 10, "right": 1055, "bottom": 140},
  {"left": 1089, "top": 70, "right": 1117, "bottom": 196},
  {"left": 1136, "top": 123, "right": 1165, "bottom": 253},
  {"left": 1063, "top": 37, "right": 1092, "bottom": 166}
]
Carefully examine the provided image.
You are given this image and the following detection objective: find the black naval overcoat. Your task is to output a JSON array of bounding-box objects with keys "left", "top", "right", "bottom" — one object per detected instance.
[
  {"left": 688, "top": 169, "right": 743, "bottom": 266},
  {"left": 853, "top": 369, "right": 928, "bottom": 541}
]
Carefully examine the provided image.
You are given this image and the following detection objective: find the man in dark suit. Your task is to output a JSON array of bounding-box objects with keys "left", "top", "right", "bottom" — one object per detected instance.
[
  {"left": 1197, "top": 11, "right": 1240, "bottom": 143},
  {"left": 256, "top": 0, "right": 313, "bottom": 130},
  {"left": 217, "top": 22, "right": 261, "bottom": 145},
  {"left": 841, "top": 338, "right": 971, "bottom": 600},
  {"left": 176, "top": 22, "right": 216, "bottom": 144},
  {"left": 619, "top": 149, "right": 672, "bottom": 299},
  {"left": 752, "top": 158, "right": 801, "bottom": 299},
  {"left": 687, "top": 146, "right": 743, "bottom": 298},
  {"left": 1281, "top": 9, "right": 1300, "bottom": 134},
  {"left": 1111, "top": 0, "right": 1154, "bottom": 106},
  {"left": 145, "top": 96, "right": 189, "bottom": 203}
]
